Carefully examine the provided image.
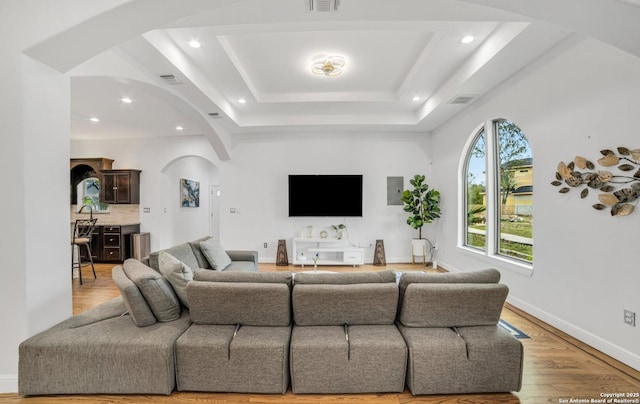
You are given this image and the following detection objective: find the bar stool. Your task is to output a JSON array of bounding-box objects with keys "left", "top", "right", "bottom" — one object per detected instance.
[{"left": 71, "top": 217, "right": 98, "bottom": 284}]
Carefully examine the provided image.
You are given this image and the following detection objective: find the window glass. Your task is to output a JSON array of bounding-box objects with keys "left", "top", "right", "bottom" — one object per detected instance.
[
  {"left": 496, "top": 120, "right": 533, "bottom": 263},
  {"left": 465, "top": 129, "right": 487, "bottom": 251}
]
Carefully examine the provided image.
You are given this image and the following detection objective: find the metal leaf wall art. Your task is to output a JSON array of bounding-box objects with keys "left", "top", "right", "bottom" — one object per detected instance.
[{"left": 552, "top": 147, "right": 640, "bottom": 217}]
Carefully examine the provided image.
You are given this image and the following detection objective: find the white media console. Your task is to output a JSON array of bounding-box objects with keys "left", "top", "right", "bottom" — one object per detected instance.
[{"left": 292, "top": 237, "right": 364, "bottom": 267}]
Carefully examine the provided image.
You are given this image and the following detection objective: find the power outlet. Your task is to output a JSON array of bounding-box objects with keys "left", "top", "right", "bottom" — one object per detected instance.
[
  {"left": 263, "top": 242, "right": 268, "bottom": 248},
  {"left": 624, "top": 309, "right": 636, "bottom": 326}
]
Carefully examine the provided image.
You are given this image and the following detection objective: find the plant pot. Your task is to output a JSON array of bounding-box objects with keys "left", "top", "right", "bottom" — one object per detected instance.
[
  {"left": 411, "top": 239, "right": 428, "bottom": 256},
  {"left": 411, "top": 238, "right": 428, "bottom": 264}
]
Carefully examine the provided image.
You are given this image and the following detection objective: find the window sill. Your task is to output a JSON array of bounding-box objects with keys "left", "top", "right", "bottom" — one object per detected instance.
[{"left": 457, "top": 245, "right": 534, "bottom": 277}]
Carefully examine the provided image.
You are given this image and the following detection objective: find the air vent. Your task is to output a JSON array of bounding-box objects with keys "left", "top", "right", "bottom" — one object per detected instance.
[
  {"left": 447, "top": 94, "right": 478, "bottom": 105},
  {"left": 160, "top": 74, "right": 182, "bottom": 85},
  {"left": 307, "top": 0, "right": 340, "bottom": 12},
  {"left": 208, "top": 112, "right": 222, "bottom": 119}
]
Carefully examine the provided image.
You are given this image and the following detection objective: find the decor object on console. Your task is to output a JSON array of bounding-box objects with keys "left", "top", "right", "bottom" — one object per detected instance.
[
  {"left": 401, "top": 174, "right": 441, "bottom": 264},
  {"left": 552, "top": 147, "right": 640, "bottom": 216},
  {"left": 331, "top": 223, "right": 346, "bottom": 239},
  {"left": 181, "top": 179, "right": 200, "bottom": 207}
]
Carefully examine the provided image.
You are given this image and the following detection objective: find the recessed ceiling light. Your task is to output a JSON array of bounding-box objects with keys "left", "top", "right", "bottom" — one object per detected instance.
[
  {"left": 412, "top": 96, "right": 421, "bottom": 102},
  {"left": 90, "top": 117, "right": 100, "bottom": 122},
  {"left": 176, "top": 126, "right": 183, "bottom": 131},
  {"left": 121, "top": 97, "right": 132, "bottom": 103},
  {"left": 189, "top": 40, "right": 201, "bottom": 48},
  {"left": 461, "top": 35, "right": 474, "bottom": 44},
  {"left": 238, "top": 98, "right": 246, "bottom": 104}
]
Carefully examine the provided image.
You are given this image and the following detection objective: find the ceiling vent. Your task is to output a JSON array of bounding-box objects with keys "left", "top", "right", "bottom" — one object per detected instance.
[
  {"left": 447, "top": 94, "right": 478, "bottom": 105},
  {"left": 307, "top": 0, "right": 340, "bottom": 12},
  {"left": 208, "top": 112, "right": 222, "bottom": 119},
  {"left": 160, "top": 74, "right": 182, "bottom": 85}
]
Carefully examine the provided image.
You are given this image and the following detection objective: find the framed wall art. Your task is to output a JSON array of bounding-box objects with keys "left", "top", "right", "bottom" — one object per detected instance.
[{"left": 181, "top": 179, "right": 200, "bottom": 207}]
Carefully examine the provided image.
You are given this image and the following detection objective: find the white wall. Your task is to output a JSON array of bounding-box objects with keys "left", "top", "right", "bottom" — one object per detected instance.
[
  {"left": 218, "top": 132, "right": 434, "bottom": 262},
  {"left": 0, "top": 0, "right": 129, "bottom": 393},
  {"left": 73, "top": 131, "right": 436, "bottom": 263},
  {"left": 431, "top": 36, "right": 640, "bottom": 369},
  {"left": 71, "top": 136, "right": 220, "bottom": 251}
]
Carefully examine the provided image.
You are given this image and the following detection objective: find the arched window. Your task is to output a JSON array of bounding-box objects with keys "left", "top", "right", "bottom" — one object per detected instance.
[{"left": 462, "top": 119, "right": 533, "bottom": 265}]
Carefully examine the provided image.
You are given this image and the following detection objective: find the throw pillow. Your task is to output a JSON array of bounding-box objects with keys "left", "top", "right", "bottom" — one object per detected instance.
[
  {"left": 200, "top": 238, "right": 232, "bottom": 270},
  {"left": 158, "top": 251, "right": 193, "bottom": 307},
  {"left": 111, "top": 266, "right": 157, "bottom": 327},
  {"left": 122, "top": 259, "right": 181, "bottom": 322}
]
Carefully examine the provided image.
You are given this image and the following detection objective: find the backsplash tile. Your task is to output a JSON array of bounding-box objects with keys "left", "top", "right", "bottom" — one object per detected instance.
[{"left": 71, "top": 205, "right": 140, "bottom": 225}]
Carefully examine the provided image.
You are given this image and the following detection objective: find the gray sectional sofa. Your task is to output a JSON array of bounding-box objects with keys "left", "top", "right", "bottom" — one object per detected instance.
[{"left": 19, "top": 238, "right": 523, "bottom": 397}]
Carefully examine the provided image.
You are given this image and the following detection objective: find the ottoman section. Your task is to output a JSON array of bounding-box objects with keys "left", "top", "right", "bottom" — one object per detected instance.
[
  {"left": 177, "top": 272, "right": 293, "bottom": 393},
  {"left": 398, "top": 325, "right": 523, "bottom": 395},
  {"left": 397, "top": 279, "right": 523, "bottom": 395},
  {"left": 176, "top": 323, "right": 291, "bottom": 393},
  {"left": 290, "top": 271, "right": 406, "bottom": 394},
  {"left": 290, "top": 324, "right": 407, "bottom": 394},
  {"left": 19, "top": 297, "right": 192, "bottom": 395}
]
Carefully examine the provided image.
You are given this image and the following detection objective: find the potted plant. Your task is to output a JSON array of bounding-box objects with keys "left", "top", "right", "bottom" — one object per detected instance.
[
  {"left": 331, "top": 224, "right": 346, "bottom": 239},
  {"left": 401, "top": 175, "right": 441, "bottom": 263}
]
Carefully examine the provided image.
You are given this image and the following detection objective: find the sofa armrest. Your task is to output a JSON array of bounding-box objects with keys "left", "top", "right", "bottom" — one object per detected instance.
[{"left": 226, "top": 250, "right": 258, "bottom": 263}]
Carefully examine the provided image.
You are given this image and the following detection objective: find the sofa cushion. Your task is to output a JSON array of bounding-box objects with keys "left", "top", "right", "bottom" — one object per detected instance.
[
  {"left": 148, "top": 242, "right": 201, "bottom": 272},
  {"left": 188, "top": 281, "right": 291, "bottom": 326},
  {"left": 188, "top": 236, "right": 213, "bottom": 269},
  {"left": 293, "top": 282, "right": 398, "bottom": 326},
  {"left": 189, "top": 272, "right": 292, "bottom": 326},
  {"left": 111, "top": 266, "right": 156, "bottom": 327},
  {"left": 398, "top": 268, "right": 500, "bottom": 286},
  {"left": 176, "top": 324, "right": 291, "bottom": 393},
  {"left": 19, "top": 298, "right": 192, "bottom": 396},
  {"left": 224, "top": 261, "right": 258, "bottom": 272},
  {"left": 158, "top": 251, "right": 193, "bottom": 308},
  {"left": 122, "top": 259, "right": 181, "bottom": 322},
  {"left": 399, "top": 283, "right": 509, "bottom": 328},
  {"left": 398, "top": 324, "right": 523, "bottom": 394},
  {"left": 200, "top": 238, "right": 232, "bottom": 270},
  {"left": 290, "top": 324, "right": 407, "bottom": 393},
  {"left": 193, "top": 270, "right": 292, "bottom": 285},
  {"left": 398, "top": 268, "right": 501, "bottom": 308},
  {"left": 293, "top": 269, "right": 396, "bottom": 285}
]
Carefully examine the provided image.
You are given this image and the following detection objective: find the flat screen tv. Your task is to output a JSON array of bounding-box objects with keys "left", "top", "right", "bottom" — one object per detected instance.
[{"left": 288, "top": 175, "right": 363, "bottom": 217}]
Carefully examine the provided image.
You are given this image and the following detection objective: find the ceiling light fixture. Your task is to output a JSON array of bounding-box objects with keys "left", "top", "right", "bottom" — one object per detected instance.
[
  {"left": 121, "top": 97, "right": 132, "bottom": 103},
  {"left": 311, "top": 55, "right": 345, "bottom": 77},
  {"left": 412, "top": 96, "right": 421, "bottom": 102},
  {"left": 238, "top": 98, "right": 246, "bottom": 104},
  {"left": 90, "top": 117, "right": 100, "bottom": 122},
  {"left": 461, "top": 35, "right": 474, "bottom": 44},
  {"left": 189, "top": 40, "right": 201, "bottom": 48},
  {"left": 176, "top": 126, "right": 183, "bottom": 131}
]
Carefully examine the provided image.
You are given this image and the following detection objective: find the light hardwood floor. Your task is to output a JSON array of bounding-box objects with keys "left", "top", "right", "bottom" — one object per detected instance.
[{"left": 3, "top": 263, "right": 639, "bottom": 403}]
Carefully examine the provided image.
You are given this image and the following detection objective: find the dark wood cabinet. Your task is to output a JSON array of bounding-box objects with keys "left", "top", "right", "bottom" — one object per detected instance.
[
  {"left": 85, "top": 224, "right": 140, "bottom": 263},
  {"left": 101, "top": 170, "right": 141, "bottom": 204}
]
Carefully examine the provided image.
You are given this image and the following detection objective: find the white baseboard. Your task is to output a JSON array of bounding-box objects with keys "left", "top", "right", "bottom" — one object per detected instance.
[
  {"left": 0, "top": 375, "right": 18, "bottom": 394},
  {"left": 507, "top": 295, "right": 640, "bottom": 371},
  {"left": 438, "top": 261, "right": 640, "bottom": 371}
]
